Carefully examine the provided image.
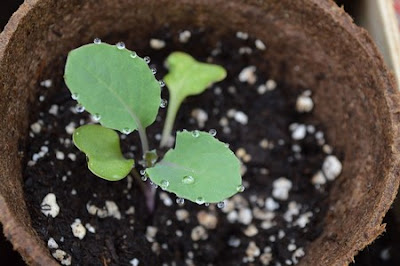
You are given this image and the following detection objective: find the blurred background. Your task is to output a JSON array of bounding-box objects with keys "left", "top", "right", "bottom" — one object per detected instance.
[{"left": 1, "top": 0, "right": 399, "bottom": 265}]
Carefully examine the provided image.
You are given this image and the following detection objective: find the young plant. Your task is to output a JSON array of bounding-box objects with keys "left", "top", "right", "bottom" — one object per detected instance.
[
  {"left": 64, "top": 40, "right": 243, "bottom": 210},
  {"left": 160, "top": 52, "right": 227, "bottom": 147}
]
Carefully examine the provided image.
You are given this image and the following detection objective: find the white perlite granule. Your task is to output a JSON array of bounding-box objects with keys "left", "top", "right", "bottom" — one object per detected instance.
[
  {"left": 296, "top": 95, "right": 314, "bottom": 113},
  {"left": 150, "top": 39, "right": 166, "bottom": 50},
  {"left": 47, "top": 238, "right": 59, "bottom": 249},
  {"left": 234, "top": 111, "right": 248, "bottom": 125},
  {"left": 52, "top": 249, "right": 72, "bottom": 265},
  {"left": 272, "top": 177, "right": 292, "bottom": 201},
  {"left": 291, "top": 124, "right": 307, "bottom": 140},
  {"left": 311, "top": 171, "right": 326, "bottom": 185},
  {"left": 255, "top": 39, "right": 266, "bottom": 50},
  {"left": 179, "top": 30, "right": 191, "bottom": 43},
  {"left": 130, "top": 258, "right": 139, "bottom": 266},
  {"left": 41, "top": 193, "right": 60, "bottom": 218},
  {"left": 191, "top": 108, "right": 208, "bottom": 128},
  {"left": 40, "top": 79, "right": 53, "bottom": 88},
  {"left": 238, "top": 66, "right": 257, "bottom": 84},
  {"left": 322, "top": 155, "right": 342, "bottom": 181},
  {"left": 71, "top": 219, "right": 86, "bottom": 239}
]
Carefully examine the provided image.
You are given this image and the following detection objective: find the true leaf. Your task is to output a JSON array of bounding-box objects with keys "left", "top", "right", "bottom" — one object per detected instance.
[
  {"left": 147, "top": 130, "right": 242, "bottom": 203},
  {"left": 73, "top": 124, "right": 134, "bottom": 181},
  {"left": 64, "top": 43, "right": 161, "bottom": 134},
  {"left": 160, "top": 52, "right": 227, "bottom": 147}
]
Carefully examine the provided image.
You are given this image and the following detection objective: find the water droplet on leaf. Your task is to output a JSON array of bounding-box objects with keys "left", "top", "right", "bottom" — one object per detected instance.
[
  {"left": 75, "top": 104, "right": 85, "bottom": 113},
  {"left": 182, "top": 175, "right": 195, "bottom": 184},
  {"left": 160, "top": 99, "right": 167, "bottom": 108},
  {"left": 217, "top": 201, "right": 225, "bottom": 209},
  {"left": 196, "top": 197, "right": 205, "bottom": 205},
  {"left": 160, "top": 180, "right": 169, "bottom": 190},
  {"left": 150, "top": 181, "right": 158, "bottom": 188},
  {"left": 144, "top": 56, "right": 151, "bottom": 64},
  {"left": 71, "top": 93, "right": 79, "bottom": 100},
  {"left": 116, "top": 42, "right": 125, "bottom": 49},
  {"left": 130, "top": 51, "right": 137, "bottom": 58},
  {"left": 158, "top": 80, "right": 165, "bottom": 87},
  {"left": 205, "top": 203, "right": 210, "bottom": 207},
  {"left": 192, "top": 130, "right": 199, "bottom": 138},
  {"left": 92, "top": 113, "right": 101, "bottom": 121},
  {"left": 236, "top": 185, "right": 245, "bottom": 192},
  {"left": 93, "top": 38, "right": 101, "bottom": 44},
  {"left": 122, "top": 128, "right": 132, "bottom": 135},
  {"left": 141, "top": 175, "right": 148, "bottom": 181},
  {"left": 209, "top": 129, "right": 217, "bottom": 137},
  {"left": 176, "top": 198, "right": 185, "bottom": 205}
]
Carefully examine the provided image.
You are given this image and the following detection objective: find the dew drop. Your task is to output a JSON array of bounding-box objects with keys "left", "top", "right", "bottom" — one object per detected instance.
[
  {"left": 92, "top": 113, "right": 101, "bottom": 121},
  {"left": 160, "top": 180, "right": 169, "bottom": 190},
  {"left": 144, "top": 56, "right": 151, "bottom": 64},
  {"left": 141, "top": 175, "right": 148, "bottom": 181},
  {"left": 160, "top": 99, "right": 168, "bottom": 108},
  {"left": 122, "top": 128, "right": 132, "bottom": 135},
  {"left": 75, "top": 104, "right": 85, "bottom": 113},
  {"left": 176, "top": 198, "right": 185, "bottom": 205},
  {"left": 205, "top": 203, "right": 210, "bottom": 207},
  {"left": 158, "top": 80, "right": 165, "bottom": 87},
  {"left": 150, "top": 181, "right": 158, "bottom": 188},
  {"left": 93, "top": 38, "right": 101, "bottom": 44},
  {"left": 116, "top": 42, "right": 125, "bottom": 49},
  {"left": 182, "top": 175, "right": 195, "bottom": 184},
  {"left": 217, "top": 201, "right": 225, "bottom": 209},
  {"left": 209, "top": 129, "right": 217, "bottom": 137},
  {"left": 140, "top": 169, "right": 146, "bottom": 175},
  {"left": 130, "top": 51, "right": 137, "bottom": 58},
  {"left": 151, "top": 67, "right": 157, "bottom": 75},
  {"left": 71, "top": 93, "right": 79, "bottom": 100},
  {"left": 196, "top": 197, "right": 205, "bottom": 205},
  {"left": 236, "top": 184, "right": 245, "bottom": 192},
  {"left": 191, "top": 130, "right": 200, "bottom": 138}
]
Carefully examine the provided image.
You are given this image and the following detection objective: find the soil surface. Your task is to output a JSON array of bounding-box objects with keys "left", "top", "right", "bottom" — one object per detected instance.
[{"left": 23, "top": 28, "right": 341, "bottom": 265}]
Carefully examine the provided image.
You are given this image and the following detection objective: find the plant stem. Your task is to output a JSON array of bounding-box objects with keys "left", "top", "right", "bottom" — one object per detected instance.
[
  {"left": 137, "top": 125, "right": 149, "bottom": 154},
  {"left": 131, "top": 168, "right": 156, "bottom": 212},
  {"left": 160, "top": 94, "right": 183, "bottom": 148}
]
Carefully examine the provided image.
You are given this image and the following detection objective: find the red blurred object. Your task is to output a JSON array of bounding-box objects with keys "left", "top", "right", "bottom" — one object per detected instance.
[{"left": 395, "top": 0, "right": 400, "bottom": 23}]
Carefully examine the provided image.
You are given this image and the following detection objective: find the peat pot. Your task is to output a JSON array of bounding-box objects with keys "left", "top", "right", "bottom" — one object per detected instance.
[{"left": 1, "top": 0, "right": 400, "bottom": 265}]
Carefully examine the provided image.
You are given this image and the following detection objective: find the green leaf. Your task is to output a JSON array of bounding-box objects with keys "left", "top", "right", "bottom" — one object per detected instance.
[
  {"left": 164, "top": 52, "right": 227, "bottom": 97},
  {"left": 64, "top": 43, "right": 161, "bottom": 134},
  {"left": 160, "top": 52, "right": 227, "bottom": 147},
  {"left": 73, "top": 124, "right": 134, "bottom": 181},
  {"left": 147, "top": 130, "right": 242, "bottom": 203}
]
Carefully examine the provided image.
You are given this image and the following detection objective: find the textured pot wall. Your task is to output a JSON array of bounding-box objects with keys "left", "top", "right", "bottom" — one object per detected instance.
[{"left": 1, "top": 0, "right": 399, "bottom": 265}]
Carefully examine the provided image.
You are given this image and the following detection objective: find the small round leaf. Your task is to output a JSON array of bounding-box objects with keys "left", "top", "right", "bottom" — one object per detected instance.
[{"left": 73, "top": 125, "right": 134, "bottom": 181}]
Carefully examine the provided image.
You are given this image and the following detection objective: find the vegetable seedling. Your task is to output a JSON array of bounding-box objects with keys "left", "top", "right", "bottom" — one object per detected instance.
[{"left": 64, "top": 39, "right": 243, "bottom": 210}]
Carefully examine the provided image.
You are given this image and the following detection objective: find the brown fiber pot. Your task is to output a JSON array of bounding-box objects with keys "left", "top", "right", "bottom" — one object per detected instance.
[{"left": 1, "top": 0, "right": 400, "bottom": 265}]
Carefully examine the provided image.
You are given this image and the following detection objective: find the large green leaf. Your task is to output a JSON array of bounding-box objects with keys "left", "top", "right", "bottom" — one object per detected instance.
[
  {"left": 73, "top": 125, "right": 134, "bottom": 181},
  {"left": 147, "top": 130, "right": 242, "bottom": 203},
  {"left": 160, "top": 52, "right": 227, "bottom": 147},
  {"left": 64, "top": 43, "right": 161, "bottom": 134}
]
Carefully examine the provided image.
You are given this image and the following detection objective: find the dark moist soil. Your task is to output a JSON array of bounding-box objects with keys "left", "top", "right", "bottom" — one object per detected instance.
[{"left": 23, "top": 28, "right": 339, "bottom": 266}]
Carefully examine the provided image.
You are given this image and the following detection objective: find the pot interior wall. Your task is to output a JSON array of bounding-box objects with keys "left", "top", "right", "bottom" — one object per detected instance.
[{"left": 0, "top": 0, "right": 396, "bottom": 265}]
